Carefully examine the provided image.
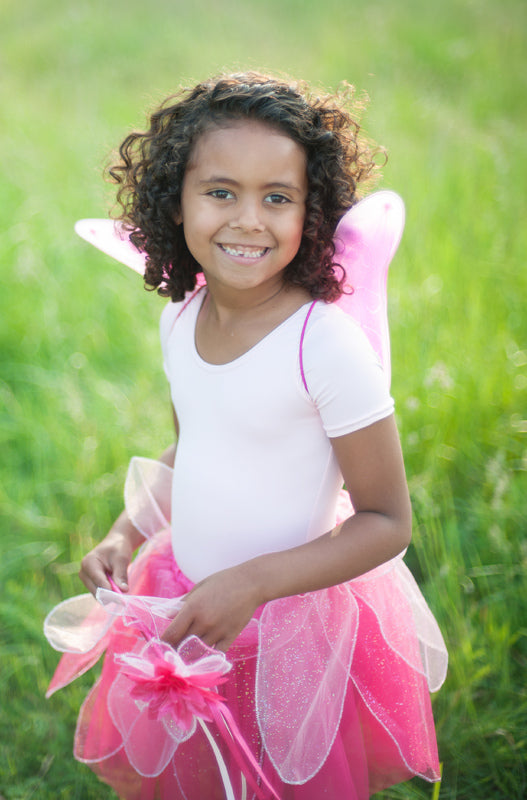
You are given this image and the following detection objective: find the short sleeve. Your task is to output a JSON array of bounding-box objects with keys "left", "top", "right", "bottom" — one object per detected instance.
[{"left": 301, "top": 305, "right": 394, "bottom": 437}]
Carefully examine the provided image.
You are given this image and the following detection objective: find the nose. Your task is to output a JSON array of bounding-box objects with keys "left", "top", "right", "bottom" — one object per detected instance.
[{"left": 229, "top": 197, "right": 265, "bottom": 232}]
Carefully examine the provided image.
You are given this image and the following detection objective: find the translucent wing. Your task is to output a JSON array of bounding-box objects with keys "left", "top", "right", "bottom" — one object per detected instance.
[
  {"left": 75, "top": 219, "right": 148, "bottom": 274},
  {"left": 74, "top": 218, "right": 206, "bottom": 286},
  {"left": 333, "top": 190, "right": 405, "bottom": 387}
]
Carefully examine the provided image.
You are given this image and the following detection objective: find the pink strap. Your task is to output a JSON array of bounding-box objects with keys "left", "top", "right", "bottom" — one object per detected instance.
[
  {"left": 163, "top": 285, "right": 205, "bottom": 342},
  {"left": 175, "top": 285, "right": 204, "bottom": 322},
  {"left": 299, "top": 301, "right": 317, "bottom": 395},
  {"left": 172, "top": 285, "right": 203, "bottom": 327}
]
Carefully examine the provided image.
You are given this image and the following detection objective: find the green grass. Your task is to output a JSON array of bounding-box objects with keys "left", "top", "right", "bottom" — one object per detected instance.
[{"left": 1, "top": 0, "right": 526, "bottom": 797}]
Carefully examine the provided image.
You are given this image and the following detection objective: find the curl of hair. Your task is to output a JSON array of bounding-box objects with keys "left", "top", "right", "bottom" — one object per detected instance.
[{"left": 108, "top": 72, "right": 384, "bottom": 302}]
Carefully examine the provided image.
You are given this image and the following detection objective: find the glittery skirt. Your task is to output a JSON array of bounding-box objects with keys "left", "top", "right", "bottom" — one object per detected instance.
[{"left": 45, "top": 458, "right": 447, "bottom": 799}]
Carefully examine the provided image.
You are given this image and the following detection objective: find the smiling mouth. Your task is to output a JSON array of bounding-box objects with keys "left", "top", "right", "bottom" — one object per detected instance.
[{"left": 219, "top": 244, "right": 269, "bottom": 258}]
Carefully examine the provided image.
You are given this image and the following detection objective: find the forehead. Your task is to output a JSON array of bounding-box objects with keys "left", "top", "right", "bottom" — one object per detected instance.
[{"left": 186, "top": 120, "right": 307, "bottom": 183}]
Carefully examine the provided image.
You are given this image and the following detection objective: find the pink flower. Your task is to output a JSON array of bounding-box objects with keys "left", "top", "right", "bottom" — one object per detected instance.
[{"left": 115, "top": 639, "right": 231, "bottom": 731}]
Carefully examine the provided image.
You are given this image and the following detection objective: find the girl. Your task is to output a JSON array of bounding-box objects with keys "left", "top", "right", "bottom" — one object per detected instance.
[{"left": 46, "top": 72, "right": 447, "bottom": 799}]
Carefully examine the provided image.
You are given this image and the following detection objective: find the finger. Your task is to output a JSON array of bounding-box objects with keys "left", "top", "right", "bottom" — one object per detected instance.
[
  {"left": 109, "top": 556, "right": 130, "bottom": 592},
  {"left": 79, "top": 555, "right": 112, "bottom": 596},
  {"left": 79, "top": 570, "right": 98, "bottom": 597},
  {"left": 161, "top": 606, "right": 194, "bottom": 648},
  {"left": 79, "top": 563, "right": 104, "bottom": 596}
]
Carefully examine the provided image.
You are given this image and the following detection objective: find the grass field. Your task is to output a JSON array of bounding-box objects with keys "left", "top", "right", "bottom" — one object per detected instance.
[{"left": 1, "top": 0, "right": 526, "bottom": 797}]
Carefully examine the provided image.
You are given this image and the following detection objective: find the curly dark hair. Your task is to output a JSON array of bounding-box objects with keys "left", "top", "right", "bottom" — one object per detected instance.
[{"left": 108, "top": 71, "right": 382, "bottom": 302}]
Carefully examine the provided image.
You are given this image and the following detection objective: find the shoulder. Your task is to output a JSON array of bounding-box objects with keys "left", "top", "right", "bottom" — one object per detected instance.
[
  {"left": 301, "top": 301, "right": 394, "bottom": 436},
  {"left": 304, "top": 301, "right": 380, "bottom": 366}
]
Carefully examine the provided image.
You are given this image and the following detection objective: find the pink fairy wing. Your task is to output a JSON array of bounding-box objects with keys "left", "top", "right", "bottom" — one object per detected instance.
[
  {"left": 74, "top": 218, "right": 207, "bottom": 285},
  {"left": 333, "top": 190, "right": 405, "bottom": 387},
  {"left": 74, "top": 219, "right": 148, "bottom": 274}
]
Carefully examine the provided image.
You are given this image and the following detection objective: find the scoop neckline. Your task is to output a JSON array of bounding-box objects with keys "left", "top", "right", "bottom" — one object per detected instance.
[{"left": 191, "top": 292, "right": 315, "bottom": 368}]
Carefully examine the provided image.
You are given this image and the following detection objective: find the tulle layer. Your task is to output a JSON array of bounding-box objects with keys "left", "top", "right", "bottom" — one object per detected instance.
[{"left": 45, "top": 459, "right": 447, "bottom": 799}]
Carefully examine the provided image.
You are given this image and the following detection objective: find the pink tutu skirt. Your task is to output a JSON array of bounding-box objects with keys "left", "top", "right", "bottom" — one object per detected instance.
[{"left": 45, "top": 458, "right": 447, "bottom": 800}]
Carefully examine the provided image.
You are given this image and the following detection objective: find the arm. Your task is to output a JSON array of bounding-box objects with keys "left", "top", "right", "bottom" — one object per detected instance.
[
  {"left": 162, "top": 414, "right": 412, "bottom": 651},
  {"left": 79, "top": 407, "right": 179, "bottom": 595}
]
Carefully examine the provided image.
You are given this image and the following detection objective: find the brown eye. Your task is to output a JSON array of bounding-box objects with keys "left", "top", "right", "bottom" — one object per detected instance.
[
  {"left": 266, "top": 193, "right": 290, "bottom": 204},
  {"left": 209, "top": 189, "right": 234, "bottom": 200}
]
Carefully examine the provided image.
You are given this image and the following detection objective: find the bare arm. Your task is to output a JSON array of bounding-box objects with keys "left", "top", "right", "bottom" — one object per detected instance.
[
  {"left": 162, "top": 414, "right": 412, "bottom": 651},
  {"left": 79, "top": 407, "right": 179, "bottom": 595}
]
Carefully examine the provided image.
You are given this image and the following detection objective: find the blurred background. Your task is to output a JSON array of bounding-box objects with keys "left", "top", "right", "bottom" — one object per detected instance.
[{"left": 1, "top": 0, "right": 525, "bottom": 797}]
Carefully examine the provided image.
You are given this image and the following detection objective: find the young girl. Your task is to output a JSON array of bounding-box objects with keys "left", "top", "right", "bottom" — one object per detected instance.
[{"left": 46, "top": 72, "right": 447, "bottom": 799}]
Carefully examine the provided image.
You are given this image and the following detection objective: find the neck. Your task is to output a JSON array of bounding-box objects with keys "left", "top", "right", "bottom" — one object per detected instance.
[{"left": 204, "top": 279, "right": 287, "bottom": 322}]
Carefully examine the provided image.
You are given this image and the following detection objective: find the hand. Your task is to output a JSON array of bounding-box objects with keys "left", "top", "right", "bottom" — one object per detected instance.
[
  {"left": 79, "top": 527, "right": 137, "bottom": 596},
  {"left": 161, "top": 563, "right": 262, "bottom": 653}
]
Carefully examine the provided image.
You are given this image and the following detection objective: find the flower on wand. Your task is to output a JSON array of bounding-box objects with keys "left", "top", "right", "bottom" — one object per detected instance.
[{"left": 115, "top": 638, "right": 231, "bottom": 731}]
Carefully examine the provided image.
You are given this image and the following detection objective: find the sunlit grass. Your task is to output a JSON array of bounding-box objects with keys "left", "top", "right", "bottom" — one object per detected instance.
[{"left": 1, "top": 0, "right": 526, "bottom": 797}]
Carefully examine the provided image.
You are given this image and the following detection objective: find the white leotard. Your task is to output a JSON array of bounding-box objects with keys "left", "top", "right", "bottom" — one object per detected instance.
[{"left": 160, "top": 289, "right": 394, "bottom": 583}]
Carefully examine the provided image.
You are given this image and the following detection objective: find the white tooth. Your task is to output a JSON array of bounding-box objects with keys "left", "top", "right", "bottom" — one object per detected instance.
[{"left": 222, "top": 245, "right": 266, "bottom": 257}]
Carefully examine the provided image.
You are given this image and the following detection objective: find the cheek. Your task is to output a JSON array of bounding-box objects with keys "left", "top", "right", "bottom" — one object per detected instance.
[
  {"left": 182, "top": 228, "right": 203, "bottom": 262},
  {"left": 179, "top": 216, "right": 201, "bottom": 260}
]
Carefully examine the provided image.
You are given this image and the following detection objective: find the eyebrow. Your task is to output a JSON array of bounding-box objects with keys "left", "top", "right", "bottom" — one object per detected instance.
[{"left": 198, "top": 177, "right": 304, "bottom": 194}]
